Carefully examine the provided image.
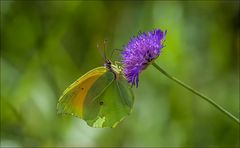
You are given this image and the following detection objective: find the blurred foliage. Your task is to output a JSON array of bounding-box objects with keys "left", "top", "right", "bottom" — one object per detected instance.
[{"left": 1, "top": 1, "right": 239, "bottom": 147}]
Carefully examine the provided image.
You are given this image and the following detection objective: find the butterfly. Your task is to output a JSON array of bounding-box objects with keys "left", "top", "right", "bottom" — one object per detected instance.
[{"left": 57, "top": 51, "right": 134, "bottom": 128}]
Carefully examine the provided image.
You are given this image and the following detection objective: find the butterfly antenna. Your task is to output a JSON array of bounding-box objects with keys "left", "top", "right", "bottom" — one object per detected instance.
[
  {"left": 103, "top": 39, "right": 108, "bottom": 61},
  {"left": 97, "top": 43, "right": 105, "bottom": 62}
]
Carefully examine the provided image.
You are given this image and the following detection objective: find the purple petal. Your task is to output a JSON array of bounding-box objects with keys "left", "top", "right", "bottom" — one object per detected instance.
[{"left": 122, "top": 29, "right": 167, "bottom": 87}]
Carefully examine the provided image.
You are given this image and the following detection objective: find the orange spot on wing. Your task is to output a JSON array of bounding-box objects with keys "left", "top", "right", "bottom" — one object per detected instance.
[{"left": 72, "top": 73, "right": 102, "bottom": 117}]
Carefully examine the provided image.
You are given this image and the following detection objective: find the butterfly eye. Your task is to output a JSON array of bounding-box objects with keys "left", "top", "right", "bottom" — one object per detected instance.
[
  {"left": 106, "top": 59, "right": 111, "bottom": 65},
  {"left": 99, "top": 101, "right": 104, "bottom": 105}
]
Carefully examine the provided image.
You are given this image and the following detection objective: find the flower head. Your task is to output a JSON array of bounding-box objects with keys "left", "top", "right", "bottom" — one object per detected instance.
[{"left": 122, "top": 29, "right": 166, "bottom": 87}]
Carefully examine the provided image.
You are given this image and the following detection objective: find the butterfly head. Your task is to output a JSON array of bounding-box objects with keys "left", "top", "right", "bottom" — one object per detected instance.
[{"left": 104, "top": 58, "right": 112, "bottom": 70}]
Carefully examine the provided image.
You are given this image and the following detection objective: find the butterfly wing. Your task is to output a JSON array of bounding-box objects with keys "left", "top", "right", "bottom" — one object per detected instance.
[
  {"left": 57, "top": 67, "right": 114, "bottom": 118},
  {"left": 84, "top": 74, "right": 134, "bottom": 128},
  {"left": 57, "top": 66, "right": 134, "bottom": 128}
]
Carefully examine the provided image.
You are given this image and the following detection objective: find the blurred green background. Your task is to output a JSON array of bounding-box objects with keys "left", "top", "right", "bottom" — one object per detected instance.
[{"left": 1, "top": 1, "right": 239, "bottom": 147}]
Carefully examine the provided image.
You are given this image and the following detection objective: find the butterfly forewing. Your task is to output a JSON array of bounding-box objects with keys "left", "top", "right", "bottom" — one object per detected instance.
[{"left": 57, "top": 67, "right": 111, "bottom": 118}]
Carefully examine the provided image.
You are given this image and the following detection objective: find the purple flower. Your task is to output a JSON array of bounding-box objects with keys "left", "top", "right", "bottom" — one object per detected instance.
[{"left": 122, "top": 29, "right": 167, "bottom": 87}]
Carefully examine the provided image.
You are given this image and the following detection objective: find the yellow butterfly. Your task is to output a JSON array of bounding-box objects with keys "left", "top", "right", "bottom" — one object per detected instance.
[{"left": 57, "top": 49, "right": 134, "bottom": 128}]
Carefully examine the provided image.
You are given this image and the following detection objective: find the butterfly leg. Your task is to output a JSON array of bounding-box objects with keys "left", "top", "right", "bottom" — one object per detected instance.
[{"left": 114, "top": 61, "right": 123, "bottom": 71}]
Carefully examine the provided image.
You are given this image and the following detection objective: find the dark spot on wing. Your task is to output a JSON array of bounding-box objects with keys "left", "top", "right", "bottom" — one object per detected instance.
[
  {"left": 81, "top": 88, "right": 84, "bottom": 90},
  {"left": 99, "top": 101, "right": 104, "bottom": 105}
]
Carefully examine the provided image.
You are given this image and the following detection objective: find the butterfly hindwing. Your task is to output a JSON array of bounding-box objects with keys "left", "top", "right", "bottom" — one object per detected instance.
[
  {"left": 85, "top": 74, "right": 134, "bottom": 128},
  {"left": 116, "top": 75, "right": 134, "bottom": 109},
  {"left": 82, "top": 71, "right": 115, "bottom": 120}
]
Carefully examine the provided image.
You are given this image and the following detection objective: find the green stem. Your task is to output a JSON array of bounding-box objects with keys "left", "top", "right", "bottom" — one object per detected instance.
[{"left": 152, "top": 62, "right": 239, "bottom": 124}]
